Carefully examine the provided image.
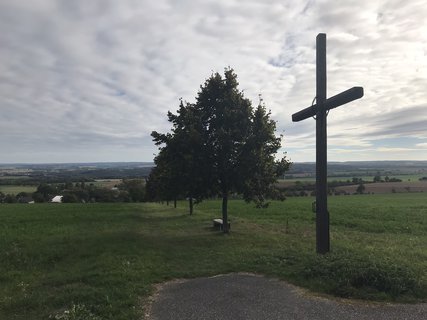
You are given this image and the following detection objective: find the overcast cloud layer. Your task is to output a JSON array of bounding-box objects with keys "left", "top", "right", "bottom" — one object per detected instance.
[{"left": 1, "top": 0, "right": 426, "bottom": 163}]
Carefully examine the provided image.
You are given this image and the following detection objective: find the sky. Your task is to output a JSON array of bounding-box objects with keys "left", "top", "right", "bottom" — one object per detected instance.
[{"left": 1, "top": 0, "right": 426, "bottom": 163}]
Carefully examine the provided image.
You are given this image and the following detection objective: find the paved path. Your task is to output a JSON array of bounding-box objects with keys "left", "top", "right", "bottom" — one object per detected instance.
[{"left": 146, "top": 273, "right": 426, "bottom": 320}]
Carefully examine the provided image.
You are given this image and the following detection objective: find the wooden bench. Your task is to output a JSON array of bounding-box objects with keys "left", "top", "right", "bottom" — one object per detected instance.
[{"left": 213, "top": 218, "right": 230, "bottom": 230}]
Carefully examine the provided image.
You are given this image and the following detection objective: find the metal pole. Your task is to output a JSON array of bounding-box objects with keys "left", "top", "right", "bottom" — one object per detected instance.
[{"left": 316, "top": 33, "right": 330, "bottom": 254}]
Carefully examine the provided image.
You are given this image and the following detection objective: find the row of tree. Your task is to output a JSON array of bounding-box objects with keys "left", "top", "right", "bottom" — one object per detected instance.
[
  {"left": 373, "top": 174, "right": 402, "bottom": 183},
  {"left": 1, "top": 180, "right": 146, "bottom": 204},
  {"left": 146, "top": 69, "right": 291, "bottom": 232}
]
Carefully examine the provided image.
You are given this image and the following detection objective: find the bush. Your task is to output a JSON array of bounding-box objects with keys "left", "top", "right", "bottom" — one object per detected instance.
[
  {"left": 356, "top": 183, "right": 365, "bottom": 194},
  {"left": 62, "top": 192, "right": 79, "bottom": 203},
  {"left": 302, "top": 251, "right": 425, "bottom": 300},
  {"left": 4, "top": 194, "right": 17, "bottom": 203},
  {"left": 118, "top": 179, "right": 145, "bottom": 202}
]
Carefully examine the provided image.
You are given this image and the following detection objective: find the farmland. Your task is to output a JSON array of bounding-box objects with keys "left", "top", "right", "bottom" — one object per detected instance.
[
  {"left": 278, "top": 162, "right": 427, "bottom": 196},
  {"left": 0, "top": 194, "right": 426, "bottom": 319},
  {"left": 0, "top": 163, "right": 152, "bottom": 201},
  {"left": 0, "top": 185, "right": 36, "bottom": 195},
  {"left": 2, "top": 161, "right": 427, "bottom": 198},
  {"left": 336, "top": 181, "right": 427, "bottom": 194}
]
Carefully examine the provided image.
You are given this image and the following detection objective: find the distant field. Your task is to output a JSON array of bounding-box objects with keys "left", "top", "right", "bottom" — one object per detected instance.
[
  {"left": 0, "top": 179, "right": 121, "bottom": 196},
  {"left": 93, "top": 179, "right": 122, "bottom": 188},
  {"left": 278, "top": 176, "right": 427, "bottom": 194},
  {"left": 336, "top": 181, "right": 427, "bottom": 194},
  {"left": 283, "top": 174, "right": 427, "bottom": 183},
  {"left": 0, "top": 176, "right": 31, "bottom": 180},
  {"left": 0, "top": 194, "right": 426, "bottom": 319},
  {"left": 0, "top": 185, "right": 36, "bottom": 195}
]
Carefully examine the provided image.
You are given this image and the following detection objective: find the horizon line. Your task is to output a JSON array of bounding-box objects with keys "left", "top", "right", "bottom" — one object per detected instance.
[{"left": 1, "top": 160, "right": 427, "bottom": 166}]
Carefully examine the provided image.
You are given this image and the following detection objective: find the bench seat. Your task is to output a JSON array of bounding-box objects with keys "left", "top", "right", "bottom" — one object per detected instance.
[{"left": 213, "top": 218, "right": 230, "bottom": 230}]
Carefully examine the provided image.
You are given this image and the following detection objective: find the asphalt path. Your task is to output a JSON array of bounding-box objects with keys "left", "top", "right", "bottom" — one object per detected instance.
[{"left": 146, "top": 273, "right": 427, "bottom": 320}]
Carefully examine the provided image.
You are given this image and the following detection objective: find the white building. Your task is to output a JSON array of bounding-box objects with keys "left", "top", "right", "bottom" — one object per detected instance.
[{"left": 51, "top": 195, "right": 63, "bottom": 203}]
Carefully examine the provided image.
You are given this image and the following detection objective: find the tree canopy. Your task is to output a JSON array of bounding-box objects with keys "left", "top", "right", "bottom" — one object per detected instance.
[{"left": 150, "top": 68, "right": 290, "bottom": 231}]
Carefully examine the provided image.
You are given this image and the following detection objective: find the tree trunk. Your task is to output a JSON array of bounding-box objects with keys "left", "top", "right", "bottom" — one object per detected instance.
[
  {"left": 189, "top": 197, "right": 193, "bottom": 215},
  {"left": 222, "top": 191, "right": 229, "bottom": 233},
  {"left": 166, "top": 200, "right": 169, "bottom": 206},
  {"left": 174, "top": 198, "right": 177, "bottom": 208}
]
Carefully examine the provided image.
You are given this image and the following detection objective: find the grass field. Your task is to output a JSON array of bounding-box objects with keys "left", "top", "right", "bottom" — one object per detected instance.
[
  {"left": 0, "top": 185, "right": 37, "bottom": 195},
  {"left": 0, "top": 194, "right": 426, "bottom": 319}
]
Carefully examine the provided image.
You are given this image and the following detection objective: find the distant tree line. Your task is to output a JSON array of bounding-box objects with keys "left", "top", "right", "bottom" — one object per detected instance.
[
  {"left": 0, "top": 192, "right": 31, "bottom": 203},
  {"left": 0, "top": 179, "right": 146, "bottom": 203},
  {"left": 0, "top": 167, "right": 153, "bottom": 186},
  {"left": 278, "top": 174, "right": 405, "bottom": 197}
]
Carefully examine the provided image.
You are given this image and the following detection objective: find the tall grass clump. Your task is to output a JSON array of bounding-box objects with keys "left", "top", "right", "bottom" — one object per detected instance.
[{"left": 301, "top": 250, "right": 426, "bottom": 301}]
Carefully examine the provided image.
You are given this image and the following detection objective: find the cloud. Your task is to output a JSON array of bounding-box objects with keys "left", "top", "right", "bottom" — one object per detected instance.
[{"left": 0, "top": 0, "right": 426, "bottom": 162}]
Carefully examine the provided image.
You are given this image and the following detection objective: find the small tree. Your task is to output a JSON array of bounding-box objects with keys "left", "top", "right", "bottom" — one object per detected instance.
[
  {"left": 33, "top": 183, "right": 57, "bottom": 202},
  {"left": 151, "top": 101, "right": 208, "bottom": 214},
  {"left": 119, "top": 179, "right": 146, "bottom": 202},
  {"left": 373, "top": 172, "right": 381, "bottom": 183},
  {"left": 356, "top": 183, "right": 365, "bottom": 194},
  {"left": 352, "top": 177, "right": 362, "bottom": 184},
  {"left": 145, "top": 148, "right": 177, "bottom": 203}
]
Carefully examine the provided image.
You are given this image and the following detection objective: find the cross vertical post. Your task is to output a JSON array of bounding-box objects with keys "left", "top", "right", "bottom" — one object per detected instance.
[
  {"left": 291, "top": 33, "right": 364, "bottom": 254},
  {"left": 315, "top": 33, "right": 329, "bottom": 254}
]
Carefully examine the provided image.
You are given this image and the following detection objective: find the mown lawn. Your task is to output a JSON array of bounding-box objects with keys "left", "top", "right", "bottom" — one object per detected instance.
[{"left": 0, "top": 194, "right": 426, "bottom": 319}]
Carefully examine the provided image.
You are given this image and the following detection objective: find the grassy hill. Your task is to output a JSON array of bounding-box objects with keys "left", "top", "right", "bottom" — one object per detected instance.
[{"left": 1, "top": 194, "right": 426, "bottom": 319}]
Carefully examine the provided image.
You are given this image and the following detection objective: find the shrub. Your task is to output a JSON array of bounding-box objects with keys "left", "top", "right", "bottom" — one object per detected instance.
[
  {"left": 61, "top": 192, "right": 79, "bottom": 203},
  {"left": 302, "top": 251, "right": 425, "bottom": 300},
  {"left": 356, "top": 183, "right": 365, "bottom": 194}
]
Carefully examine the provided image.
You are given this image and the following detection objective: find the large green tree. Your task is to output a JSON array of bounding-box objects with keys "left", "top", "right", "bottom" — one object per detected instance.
[
  {"left": 151, "top": 68, "right": 290, "bottom": 231},
  {"left": 195, "top": 68, "right": 290, "bottom": 232}
]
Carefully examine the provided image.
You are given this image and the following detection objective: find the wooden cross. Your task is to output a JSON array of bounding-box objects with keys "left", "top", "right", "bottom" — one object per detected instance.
[{"left": 292, "top": 33, "right": 364, "bottom": 254}]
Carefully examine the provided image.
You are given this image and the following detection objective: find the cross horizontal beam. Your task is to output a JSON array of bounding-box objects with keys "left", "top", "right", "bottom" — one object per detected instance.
[{"left": 292, "top": 86, "right": 364, "bottom": 122}]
